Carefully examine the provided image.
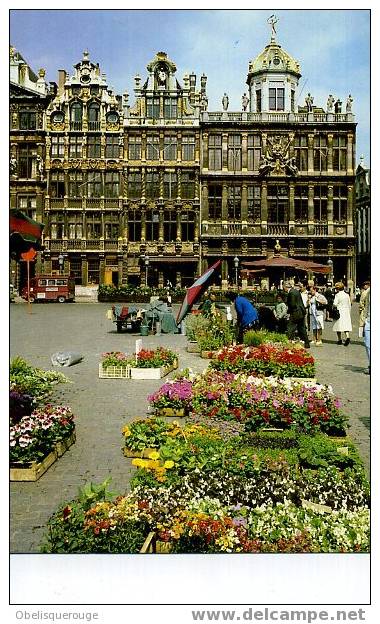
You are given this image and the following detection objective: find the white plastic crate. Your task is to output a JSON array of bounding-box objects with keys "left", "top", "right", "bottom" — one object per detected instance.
[{"left": 98, "top": 363, "right": 131, "bottom": 379}]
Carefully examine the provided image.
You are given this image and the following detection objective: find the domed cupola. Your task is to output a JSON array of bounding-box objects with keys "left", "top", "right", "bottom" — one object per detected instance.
[{"left": 246, "top": 16, "right": 301, "bottom": 114}]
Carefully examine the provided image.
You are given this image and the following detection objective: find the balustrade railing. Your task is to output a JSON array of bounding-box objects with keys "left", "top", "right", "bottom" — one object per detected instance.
[{"left": 267, "top": 224, "right": 288, "bottom": 236}]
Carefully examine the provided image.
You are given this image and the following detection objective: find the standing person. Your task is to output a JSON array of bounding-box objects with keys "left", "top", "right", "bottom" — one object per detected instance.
[
  {"left": 299, "top": 281, "right": 310, "bottom": 331},
  {"left": 324, "top": 283, "right": 334, "bottom": 321},
  {"left": 309, "top": 286, "right": 327, "bottom": 345},
  {"left": 273, "top": 293, "right": 288, "bottom": 333},
  {"left": 359, "top": 281, "right": 370, "bottom": 374},
  {"left": 332, "top": 282, "right": 352, "bottom": 345},
  {"left": 228, "top": 293, "right": 259, "bottom": 343},
  {"left": 282, "top": 282, "right": 310, "bottom": 348}
]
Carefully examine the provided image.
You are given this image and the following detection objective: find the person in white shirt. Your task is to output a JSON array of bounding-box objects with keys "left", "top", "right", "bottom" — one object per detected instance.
[
  {"left": 309, "top": 286, "right": 328, "bottom": 345},
  {"left": 333, "top": 282, "right": 352, "bottom": 345}
]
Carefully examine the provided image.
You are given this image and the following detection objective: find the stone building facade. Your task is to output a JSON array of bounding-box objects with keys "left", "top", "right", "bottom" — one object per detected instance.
[
  {"left": 355, "top": 156, "right": 370, "bottom": 284},
  {"left": 9, "top": 29, "right": 358, "bottom": 289}
]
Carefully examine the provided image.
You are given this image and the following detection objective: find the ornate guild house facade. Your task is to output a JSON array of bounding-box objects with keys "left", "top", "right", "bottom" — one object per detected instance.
[{"left": 10, "top": 24, "right": 359, "bottom": 289}]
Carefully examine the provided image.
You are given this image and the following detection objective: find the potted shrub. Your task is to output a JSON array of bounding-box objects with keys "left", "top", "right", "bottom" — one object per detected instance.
[{"left": 130, "top": 347, "right": 178, "bottom": 379}]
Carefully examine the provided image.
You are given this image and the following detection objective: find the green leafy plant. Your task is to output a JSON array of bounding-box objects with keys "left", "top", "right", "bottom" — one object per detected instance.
[{"left": 243, "top": 329, "right": 289, "bottom": 347}]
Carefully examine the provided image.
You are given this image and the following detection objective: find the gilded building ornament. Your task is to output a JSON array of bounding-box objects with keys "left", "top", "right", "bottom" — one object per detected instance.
[{"left": 259, "top": 134, "right": 298, "bottom": 176}]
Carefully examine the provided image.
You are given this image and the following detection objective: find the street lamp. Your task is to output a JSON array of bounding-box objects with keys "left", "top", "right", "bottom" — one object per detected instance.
[
  {"left": 144, "top": 255, "right": 150, "bottom": 287},
  {"left": 234, "top": 256, "right": 239, "bottom": 287},
  {"left": 58, "top": 253, "right": 64, "bottom": 275}
]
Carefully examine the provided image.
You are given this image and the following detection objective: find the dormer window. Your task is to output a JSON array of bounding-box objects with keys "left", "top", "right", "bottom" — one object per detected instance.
[
  {"left": 19, "top": 111, "right": 36, "bottom": 130},
  {"left": 70, "top": 102, "right": 82, "bottom": 131},
  {"left": 88, "top": 103, "right": 100, "bottom": 131}
]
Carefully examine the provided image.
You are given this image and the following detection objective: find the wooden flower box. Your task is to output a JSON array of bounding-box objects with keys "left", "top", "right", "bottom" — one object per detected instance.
[
  {"left": 10, "top": 431, "right": 76, "bottom": 482},
  {"left": 123, "top": 447, "right": 156, "bottom": 459},
  {"left": 130, "top": 359, "right": 178, "bottom": 380},
  {"left": 98, "top": 363, "right": 131, "bottom": 379},
  {"left": 287, "top": 377, "right": 317, "bottom": 384},
  {"left": 187, "top": 341, "right": 201, "bottom": 353},
  {"left": 140, "top": 531, "right": 172, "bottom": 554},
  {"left": 155, "top": 407, "right": 186, "bottom": 418}
]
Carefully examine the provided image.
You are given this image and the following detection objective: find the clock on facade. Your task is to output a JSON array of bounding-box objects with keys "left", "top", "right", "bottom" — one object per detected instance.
[
  {"left": 52, "top": 111, "right": 64, "bottom": 124},
  {"left": 107, "top": 111, "right": 119, "bottom": 123}
]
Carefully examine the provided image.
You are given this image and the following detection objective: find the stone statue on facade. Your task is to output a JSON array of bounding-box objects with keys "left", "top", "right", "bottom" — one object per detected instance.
[
  {"left": 305, "top": 93, "right": 314, "bottom": 112},
  {"left": 241, "top": 93, "right": 249, "bottom": 111},
  {"left": 222, "top": 93, "right": 229, "bottom": 111},
  {"left": 10, "top": 154, "right": 17, "bottom": 175},
  {"left": 346, "top": 94, "right": 353, "bottom": 113},
  {"left": 326, "top": 94, "right": 335, "bottom": 113},
  {"left": 157, "top": 68, "right": 167, "bottom": 87},
  {"left": 36, "top": 155, "right": 44, "bottom": 176},
  {"left": 200, "top": 92, "right": 208, "bottom": 111}
]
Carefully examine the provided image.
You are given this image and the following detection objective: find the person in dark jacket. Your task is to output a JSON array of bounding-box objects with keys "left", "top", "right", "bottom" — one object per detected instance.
[
  {"left": 229, "top": 293, "right": 259, "bottom": 343},
  {"left": 282, "top": 281, "right": 310, "bottom": 347}
]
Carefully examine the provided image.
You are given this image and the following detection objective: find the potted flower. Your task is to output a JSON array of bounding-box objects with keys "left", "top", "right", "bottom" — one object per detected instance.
[
  {"left": 147, "top": 379, "right": 193, "bottom": 417},
  {"left": 122, "top": 417, "right": 182, "bottom": 457},
  {"left": 99, "top": 352, "right": 131, "bottom": 379},
  {"left": 130, "top": 347, "right": 178, "bottom": 379},
  {"left": 10, "top": 404, "right": 76, "bottom": 481}
]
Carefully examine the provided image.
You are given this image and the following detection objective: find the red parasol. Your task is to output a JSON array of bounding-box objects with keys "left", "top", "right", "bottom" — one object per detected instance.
[
  {"left": 176, "top": 260, "right": 222, "bottom": 325},
  {"left": 241, "top": 255, "right": 330, "bottom": 274}
]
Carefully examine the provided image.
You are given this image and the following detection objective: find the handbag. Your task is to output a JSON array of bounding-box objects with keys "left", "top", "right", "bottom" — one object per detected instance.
[{"left": 331, "top": 306, "right": 340, "bottom": 320}]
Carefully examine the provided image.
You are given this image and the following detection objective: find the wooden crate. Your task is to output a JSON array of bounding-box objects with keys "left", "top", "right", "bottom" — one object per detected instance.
[
  {"left": 10, "top": 431, "right": 76, "bottom": 482},
  {"left": 99, "top": 363, "right": 130, "bottom": 379},
  {"left": 140, "top": 531, "right": 172, "bottom": 554},
  {"left": 130, "top": 359, "right": 178, "bottom": 380}
]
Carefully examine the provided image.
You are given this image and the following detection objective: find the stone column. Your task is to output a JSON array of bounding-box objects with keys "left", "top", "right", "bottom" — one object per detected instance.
[
  {"left": 141, "top": 132, "right": 147, "bottom": 161},
  {"left": 158, "top": 208, "right": 164, "bottom": 242},
  {"left": 141, "top": 208, "right": 146, "bottom": 241},
  {"left": 99, "top": 255, "right": 106, "bottom": 285},
  {"left": 202, "top": 132, "right": 208, "bottom": 169},
  {"left": 241, "top": 183, "right": 248, "bottom": 222},
  {"left": 261, "top": 181, "right": 268, "bottom": 235},
  {"left": 222, "top": 183, "right": 228, "bottom": 223},
  {"left": 308, "top": 184, "right": 314, "bottom": 235},
  {"left": 347, "top": 185, "right": 354, "bottom": 236},
  {"left": 289, "top": 182, "right": 295, "bottom": 234},
  {"left": 308, "top": 134, "right": 314, "bottom": 173},
  {"left": 201, "top": 181, "right": 209, "bottom": 221},
  {"left": 347, "top": 134, "right": 354, "bottom": 175},
  {"left": 327, "top": 185, "right": 334, "bottom": 236},
  {"left": 194, "top": 210, "right": 200, "bottom": 242},
  {"left": 327, "top": 133, "right": 334, "bottom": 173},
  {"left": 81, "top": 255, "right": 88, "bottom": 286},
  {"left": 176, "top": 207, "right": 182, "bottom": 241},
  {"left": 222, "top": 133, "right": 228, "bottom": 171},
  {"left": 241, "top": 132, "right": 248, "bottom": 171}
]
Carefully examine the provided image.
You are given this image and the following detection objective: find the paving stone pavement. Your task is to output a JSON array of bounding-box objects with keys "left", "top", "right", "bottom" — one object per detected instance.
[{"left": 10, "top": 300, "right": 370, "bottom": 553}]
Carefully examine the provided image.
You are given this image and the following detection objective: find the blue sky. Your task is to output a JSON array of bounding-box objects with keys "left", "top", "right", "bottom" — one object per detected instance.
[{"left": 10, "top": 8, "right": 370, "bottom": 162}]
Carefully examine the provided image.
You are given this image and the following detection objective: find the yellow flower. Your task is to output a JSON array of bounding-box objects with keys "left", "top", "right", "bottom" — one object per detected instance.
[
  {"left": 131, "top": 458, "right": 144, "bottom": 467},
  {"left": 148, "top": 450, "right": 160, "bottom": 460},
  {"left": 122, "top": 426, "right": 131, "bottom": 437},
  {"left": 164, "top": 460, "right": 175, "bottom": 469}
]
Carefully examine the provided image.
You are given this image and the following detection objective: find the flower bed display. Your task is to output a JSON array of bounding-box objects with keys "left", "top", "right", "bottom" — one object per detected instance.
[
  {"left": 10, "top": 405, "right": 76, "bottom": 481},
  {"left": 99, "top": 352, "right": 131, "bottom": 379},
  {"left": 10, "top": 356, "right": 69, "bottom": 405},
  {"left": 210, "top": 344, "right": 315, "bottom": 378},
  {"left": 122, "top": 417, "right": 216, "bottom": 455},
  {"left": 147, "top": 379, "right": 193, "bottom": 415},
  {"left": 130, "top": 347, "right": 178, "bottom": 379}
]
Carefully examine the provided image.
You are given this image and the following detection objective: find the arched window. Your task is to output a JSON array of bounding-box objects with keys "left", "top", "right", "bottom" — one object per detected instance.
[
  {"left": 70, "top": 103, "right": 82, "bottom": 130},
  {"left": 88, "top": 102, "right": 100, "bottom": 130}
]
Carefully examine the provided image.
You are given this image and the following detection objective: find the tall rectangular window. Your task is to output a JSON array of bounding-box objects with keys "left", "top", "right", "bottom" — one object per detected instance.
[
  {"left": 164, "top": 98, "right": 177, "bottom": 119},
  {"left": 19, "top": 111, "right": 36, "bottom": 130},
  {"left": 104, "top": 212, "right": 120, "bottom": 239},
  {"left": 146, "top": 97, "right": 160, "bottom": 119},
  {"left": 228, "top": 134, "right": 242, "bottom": 171},
  {"left": 182, "top": 135, "right": 195, "bottom": 161},
  {"left": 227, "top": 185, "right": 241, "bottom": 220},
  {"left": 247, "top": 186, "right": 261, "bottom": 222},
  {"left": 247, "top": 134, "right": 261, "bottom": 171},
  {"left": 145, "top": 171, "right": 160, "bottom": 198},
  {"left": 128, "top": 209, "right": 141, "bottom": 242},
  {"left": 87, "top": 135, "right": 101, "bottom": 158},
  {"left": 208, "top": 134, "right": 222, "bottom": 170},
  {"left": 87, "top": 171, "right": 102, "bottom": 198},
  {"left": 128, "top": 172, "right": 142, "bottom": 199},
  {"left": 19, "top": 144, "right": 34, "bottom": 178},
  {"left": 128, "top": 135, "right": 142, "bottom": 160},
  {"left": 105, "top": 135, "right": 119, "bottom": 159},
  {"left": 333, "top": 186, "right": 347, "bottom": 223},
  {"left": 269, "top": 87, "right": 285, "bottom": 111},
  {"left": 314, "top": 185, "right": 328, "bottom": 222},
  {"left": 294, "top": 186, "right": 308, "bottom": 222},
  {"left": 104, "top": 172, "right": 119, "bottom": 198},
  {"left": 51, "top": 136, "right": 65, "bottom": 158},
  {"left": 146, "top": 209, "right": 160, "bottom": 241},
  {"left": 87, "top": 258, "right": 100, "bottom": 284},
  {"left": 18, "top": 195, "right": 37, "bottom": 221},
  {"left": 146, "top": 135, "right": 160, "bottom": 160},
  {"left": 294, "top": 135, "right": 308, "bottom": 171},
  {"left": 291, "top": 90, "right": 295, "bottom": 112},
  {"left": 163, "top": 172, "right": 177, "bottom": 198},
  {"left": 68, "top": 172, "right": 84, "bottom": 197},
  {"left": 268, "top": 185, "right": 288, "bottom": 223},
  {"left": 181, "top": 211, "right": 195, "bottom": 241},
  {"left": 314, "top": 135, "right": 328, "bottom": 171},
  {"left": 208, "top": 184, "right": 222, "bottom": 220},
  {"left": 50, "top": 171, "right": 65, "bottom": 198},
  {"left": 69, "top": 135, "right": 83, "bottom": 158},
  {"left": 163, "top": 209, "right": 177, "bottom": 241},
  {"left": 181, "top": 171, "right": 195, "bottom": 199},
  {"left": 256, "top": 90, "right": 262, "bottom": 112},
  {"left": 68, "top": 213, "right": 83, "bottom": 239},
  {"left": 333, "top": 135, "right": 347, "bottom": 171},
  {"left": 164, "top": 135, "right": 177, "bottom": 160},
  {"left": 86, "top": 213, "right": 101, "bottom": 240}
]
